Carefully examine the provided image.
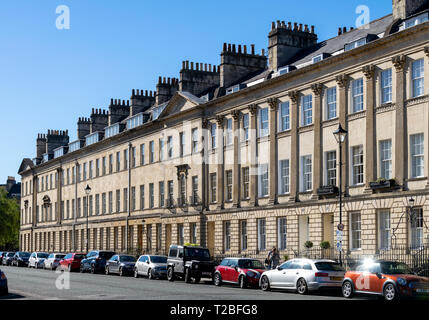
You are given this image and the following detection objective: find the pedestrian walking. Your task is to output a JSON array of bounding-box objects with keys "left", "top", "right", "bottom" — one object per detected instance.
[{"left": 267, "top": 247, "right": 280, "bottom": 269}]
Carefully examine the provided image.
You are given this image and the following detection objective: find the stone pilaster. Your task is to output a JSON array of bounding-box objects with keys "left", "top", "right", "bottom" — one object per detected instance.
[
  {"left": 216, "top": 115, "right": 225, "bottom": 209},
  {"left": 288, "top": 91, "right": 300, "bottom": 202},
  {"left": 268, "top": 98, "right": 279, "bottom": 205},
  {"left": 425, "top": 48, "right": 429, "bottom": 188},
  {"left": 56, "top": 168, "right": 63, "bottom": 224},
  {"left": 363, "top": 65, "right": 376, "bottom": 191},
  {"left": 249, "top": 104, "right": 258, "bottom": 207},
  {"left": 336, "top": 74, "right": 350, "bottom": 195},
  {"left": 232, "top": 110, "right": 241, "bottom": 208},
  {"left": 201, "top": 119, "right": 209, "bottom": 207},
  {"left": 311, "top": 84, "right": 323, "bottom": 199},
  {"left": 392, "top": 55, "right": 407, "bottom": 190}
]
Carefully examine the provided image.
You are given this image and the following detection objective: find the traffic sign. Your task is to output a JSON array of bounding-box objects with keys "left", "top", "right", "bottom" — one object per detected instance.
[
  {"left": 336, "top": 230, "right": 343, "bottom": 241},
  {"left": 336, "top": 241, "right": 342, "bottom": 252},
  {"left": 337, "top": 223, "right": 344, "bottom": 231}
]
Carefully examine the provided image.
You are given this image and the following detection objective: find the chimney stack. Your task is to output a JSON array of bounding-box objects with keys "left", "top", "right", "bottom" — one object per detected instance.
[
  {"left": 90, "top": 109, "right": 109, "bottom": 133},
  {"left": 156, "top": 77, "right": 179, "bottom": 105},
  {"left": 108, "top": 99, "right": 130, "bottom": 126},
  {"left": 392, "top": 0, "right": 428, "bottom": 20},
  {"left": 179, "top": 60, "right": 220, "bottom": 96},
  {"left": 130, "top": 89, "right": 156, "bottom": 116},
  {"left": 77, "top": 117, "right": 91, "bottom": 140}
]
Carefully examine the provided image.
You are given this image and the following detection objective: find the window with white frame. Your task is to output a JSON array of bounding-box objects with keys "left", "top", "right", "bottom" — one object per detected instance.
[
  {"left": 149, "top": 183, "right": 154, "bottom": 208},
  {"left": 192, "top": 128, "right": 198, "bottom": 153},
  {"left": 180, "top": 132, "right": 185, "bottom": 157},
  {"left": 210, "top": 173, "right": 217, "bottom": 203},
  {"left": 242, "top": 113, "right": 249, "bottom": 141},
  {"left": 326, "top": 151, "right": 337, "bottom": 186},
  {"left": 378, "top": 210, "right": 391, "bottom": 250},
  {"left": 403, "top": 12, "right": 429, "bottom": 29},
  {"left": 412, "top": 59, "right": 424, "bottom": 98},
  {"left": 259, "top": 108, "right": 269, "bottom": 137},
  {"left": 242, "top": 167, "right": 249, "bottom": 199},
  {"left": 159, "top": 181, "right": 164, "bottom": 207},
  {"left": 240, "top": 220, "right": 248, "bottom": 251},
  {"left": 279, "top": 159, "right": 290, "bottom": 194},
  {"left": 159, "top": 138, "right": 164, "bottom": 161},
  {"left": 350, "top": 211, "right": 361, "bottom": 250},
  {"left": 225, "top": 170, "right": 232, "bottom": 201},
  {"left": 278, "top": 217, "right": 287, "bottom": 250},
  {"left": 410, "top": 208, "right": 424, "bottom": 249},
  {"left": 279, "top": 101, "right": 290, "bottom": 131},
  {"left": 257, "top": 219, "right": 266, "bottom": 251},
  {"left": 192, "top": 176, "right": 198, "bottom": 204},
  {"left": 167, "top": 136, "right": 173, "bottom": 159},
  {"left": 149, "top": 141, "right": 154, "bottom": 163},
  {"left": 352, "top": 146, "right": 364, "bottom": 185},
  {"left": 258, "top": 164, "right": 269, "bottom": 197},
  {"left": 301, "top": 94, "right": 313, "bottom": 126},
  {"left": 379, "top": 140, "right": 392, "bottom": 179},
  {"left": 326, "top": 87, "right": 337, "bottom": 120},
  {"left": 352, "top": 78, "right": 364, "bottom": 112},
  {"left": 224, "top": 221, "right": 231, "bottom": 251},
  {"left": 411, "top": 133, "right": 424, "bottom": 178},
  {"left": 211, "top": 123, "right": 217, "bottom": 149},
  {"left": 301, "top": 155, "right": 312, "bottom": 192},
  {"left": 226, "top": 118, "right": 233, "bottom": 145},
  {"left": 380, "top": 69, "right": 392, "bottom": 104}
]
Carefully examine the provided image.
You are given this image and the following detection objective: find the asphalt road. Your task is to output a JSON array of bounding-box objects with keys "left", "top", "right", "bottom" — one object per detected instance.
[{"left": 0, "top": 265, "right": 359, "bottom": 300}]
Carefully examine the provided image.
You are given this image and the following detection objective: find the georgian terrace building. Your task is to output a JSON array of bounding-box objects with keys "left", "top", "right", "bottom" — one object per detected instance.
[{"left": 19, "top": 0, "right": 429, "bottom": 259}]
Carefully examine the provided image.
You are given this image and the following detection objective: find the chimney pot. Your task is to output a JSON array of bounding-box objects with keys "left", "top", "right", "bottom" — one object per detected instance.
[
  {"left": 243, "top": 45, "right": 247, "bottom": 54},
  {"left": 271, "top": 21, "right": 275, "bottom": 30},
  {"left": 251, "top": 44, "right": 255, "bottom": 55}
]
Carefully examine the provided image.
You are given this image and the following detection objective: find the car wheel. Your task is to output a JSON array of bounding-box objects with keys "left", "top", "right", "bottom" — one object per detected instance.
[
  {"left": 134, "top": 268, "right": 139, "bottom": 278},
  {"left": 148, "top": 268, "right": 153, "bottom": 280},
  {"left": 105, "top": 266, "right": 110, "bottom": 275},
  {"left": 342, "top": 281, "right": 354, "bottom": 299},
  {"left": 35, "top": 263, "right": 38, "bottom": 269},
  {"left": 214, "top": 273, "right": 222, "bottom": 286},
  {"left": 239, "top": 275, "right": 247, "bottom": 289},
  {"left": 261, "top": 275, "right": 271, "bottom": 291},
  {"left": 184, "top": 268, "right": 191, "bottom": 283},
  {"left": 383, "top": 283, "right": 397, "bottom": 301},
  {"left": 167, "top": 267, "right": 174, "bottom": 282},
  {"left": 296, "top": 278, "right": 308, "bottom": 295},
  {"left": 80, "top": 265, "right": 84, "bottom": 273},
  {"left": 90, "top": 266, "right": 96, "bottom": 274},
  {"left": 193, "top": 277, "right": 201, "bottom": 284}
]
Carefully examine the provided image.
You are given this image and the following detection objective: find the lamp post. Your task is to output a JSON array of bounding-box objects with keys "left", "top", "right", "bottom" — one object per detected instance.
[
  {"left": 333, "top": 124, "right": 347, "bottom": 265},
  {"left": 84, "top": 184, "right": 91, "bottom": 253}
]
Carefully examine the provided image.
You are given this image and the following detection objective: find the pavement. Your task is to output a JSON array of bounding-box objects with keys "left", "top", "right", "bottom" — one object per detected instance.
[{"left": 0, "top": 265, "right": 358, "bottom": 300}]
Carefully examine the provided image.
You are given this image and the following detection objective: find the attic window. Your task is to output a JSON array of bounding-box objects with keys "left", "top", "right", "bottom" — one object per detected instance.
[
  {"left": 105, "top": 123, "right": 120, "bottom": 138},
  {"left": 344, "top": 37, "right": 367, "bottom": 51},
  {"left": 54, "top": 147, "right": 67, "bottom": 159},
  {"left": 401, "top": 12, "right": 429, "bottom": 30},
  {"left": 69, "top": 140, "right": 81, "bottom": 153},
  {"left": 152, "top": 104, "right": 166, "bottom": 120},
  {"left": 312, "top": 53, "right": 330, "bottom": 63},
  {"left": 278, "top": 66, "right": 295, "bottom": 75},
  {"left": 226, "top": 84, "right": 246, "bottom": 95},
  {"left": 127, "top": 113, "right": 144, "bottom": 129}
]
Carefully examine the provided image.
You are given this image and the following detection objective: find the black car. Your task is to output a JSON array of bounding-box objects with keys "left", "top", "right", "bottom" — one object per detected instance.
[
  {"left": 2, "top": 252, "right": 15, "bottom": 266},
  {"left": 167, "top": 245, "right": 217, "bottom": 283},
  {"left": 80, "top": 250, "right": 116, "bottom": 274},
  {"left": 12, "top": 252, "right": 30, "bottom": 267},
  {"left": 105, "top": 254, "right": 136, "bottom": 276}
]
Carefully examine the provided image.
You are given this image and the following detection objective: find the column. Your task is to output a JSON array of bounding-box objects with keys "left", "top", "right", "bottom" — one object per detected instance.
[
  {"left": 311, "top": 84, "right": 323, "bottom": 199},
  {"left": 336, "top": 74, "right": 350, "bottom": 195},
  {"left": 249, "top": 104, "right": 258, "bottom": 206},
  {"left": 216, "top": 115, "right": 225, "bottom": 209},
  {"left": 392, "top": 55, "right": 407, "bottom": 190},
  {"left": 268, "top": 98, "right": 278, "bottom": 205},
  {"left": 288, "top": 91, "right": 300, "bottom": 202},
  {"left": 201, "top": 119, "right": 209, "bottom": 207},
  {"left": 363, "top": 65, "right": 376, "bottom": 191},
  {"left": 232, "top": 110, "right": 241, "bottom": 207},
  {"left": 57, "top": 168, "right": 63, "bottom": 224}
]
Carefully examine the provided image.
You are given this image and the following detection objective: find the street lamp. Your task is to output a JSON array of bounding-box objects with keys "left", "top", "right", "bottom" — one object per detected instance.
[
  {"left": 333, "top": 124, "right": 347, "bottom": 265},
  {"left": 85, "top": 184, "right": 91, "bottom": 253}
]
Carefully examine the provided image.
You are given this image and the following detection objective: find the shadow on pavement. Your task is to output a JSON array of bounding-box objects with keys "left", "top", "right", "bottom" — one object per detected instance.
[{"left": 0, "top": 292, "right": 26, "bottom": 300}]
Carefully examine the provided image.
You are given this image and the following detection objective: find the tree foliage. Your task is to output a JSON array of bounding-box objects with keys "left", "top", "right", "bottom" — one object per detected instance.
[{"left": 0, "top": 188, "right": 20, "bottom": 250}]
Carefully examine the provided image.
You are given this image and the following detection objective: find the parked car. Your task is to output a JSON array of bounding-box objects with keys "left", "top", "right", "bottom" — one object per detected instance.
[
  {"left": 43, "top": 253, "right": 66, "bottom": 270},
  {"left": 0, "top": 269, "right": 7, "bottom": 295},
  {"left": 2, "top": 252, "right": 15, "bottom": 266},
  {"left": 28, "top": 252, "right": 50, "bottom": 269},
  {"left": 134, "top": 255, "right": 168, "bottom": 279},
  {"left": 214, "top": 258, "right": 266, "bottom": 288},
  {"left": 105, "top": 254, "right": 136, "bottom": 276},
  {"left": 259, "top": 258, "right": 345, "bottom": 294},
  {"left": 342, "top": 260, "right": 429, "bottom": 301},
  {"left": 11, "top": 252, "right": 31, "bottom": 267},
  {"left": 0, "top": 252, "right": 6, "bottom": 265},
  {"left": 58, "top": 253, "right": 86, "bottom": 272},
  {"left": 167, "top": 245, "right": 217, "bottom": 283},
  {"left": 80, "top": 250, "right": 116, "bottom": 274}
]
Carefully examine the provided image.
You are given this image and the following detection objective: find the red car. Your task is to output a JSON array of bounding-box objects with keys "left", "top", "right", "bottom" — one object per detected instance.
[
  {"left": 213, "top": 258, "right": 266, "bottom": 288},
  {"left": 59, "top": 253, "right": 86, "bottom": 272},
  {"left": 342, "top": 260, "right": 429, "bottom": 300}
]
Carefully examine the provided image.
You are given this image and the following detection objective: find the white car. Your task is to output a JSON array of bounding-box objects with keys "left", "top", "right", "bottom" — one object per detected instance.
[
  {"left": 134, "top": 255, "right": 168, "bottom": 279},
  {"left": 28, "top": 252, "right": 50, "bottom": 269},
  {"left": 43, "top": 253, "right": 66, "bottom": 270},
  {"left": 259, "top": 258, "right": 345, "bottom": 294}
]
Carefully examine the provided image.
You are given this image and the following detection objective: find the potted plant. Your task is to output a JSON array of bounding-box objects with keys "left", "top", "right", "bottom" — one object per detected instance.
[
  {"left": 320, "top": 241, "right": 331, "bottom": 249},
  {"left": 317, "top": 185, "right": 339, "bottom": 197},
  {"left": 369, "top": 177, "right": 396, "bottom": 191},
  {"left": 304, "top": 241, "right": 313, "bottom": 249}
]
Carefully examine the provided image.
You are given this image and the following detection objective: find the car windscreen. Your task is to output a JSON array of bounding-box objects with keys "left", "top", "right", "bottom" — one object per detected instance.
[
  {"left": 99, "top": 252, "right": 115, "bottom": 259},
  {"left": 20, "top": 252, "right": 30, "bottom": 257},
  {"left": 315, "top": 262, "right": 344, "bottom": 272},
  {"left": 56, "top": 255, "right": 66, "bottom": 259},
  {"left": 74, "top": 254, "right": 85, "bottom": 259},
  {"left": 184, "top": 248, "right": 210, "bottom": 261},
  {"left": 380, "top": 261, "right": 413, "bottom": 275},
  {"left": 7, "top": 253, "right": 14, "bottom": 257},
  {"left": 238, "top": 259, "right": 265, "bottom": 269},
  {"left": 120, "top": 256, "right": 136, "bottom": 262},
  {"left": 150, "top": 256, "right": 167, "bottom": 263},
  {"left": 38, "top": 253, "right": 49, "bottom": 258}
]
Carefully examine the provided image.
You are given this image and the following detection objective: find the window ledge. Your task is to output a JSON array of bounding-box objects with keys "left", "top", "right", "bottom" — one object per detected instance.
[{"left": 407, "top": 176, "right": 427, "bottom": 182}]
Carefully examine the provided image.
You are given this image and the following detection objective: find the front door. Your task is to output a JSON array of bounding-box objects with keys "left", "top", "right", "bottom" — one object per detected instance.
[
  {"left": 323, "top": 213, "right": 334, "bottom": 246},
  {"left": 207, "top": 222, "right": 215, "bottom": 255},
  {"left": 165, "top": 225, "right": 171, "bottom": 252},
  {"left": 298, "top": 215, "right": 309, "bottom": 250}
]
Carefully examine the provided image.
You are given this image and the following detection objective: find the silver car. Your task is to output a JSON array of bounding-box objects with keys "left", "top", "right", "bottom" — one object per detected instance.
[
  {"left": 28, "top": 252, "right": 50, "bottom": 269},
  {"left": 134, "top": 255, "right": 168, "bottom": 279},
  {"left": 43, "top": 253, "right": 66, "bottom": 270},
  {"left": 259, "top": 258, "right": 345, "bottom": 294}
]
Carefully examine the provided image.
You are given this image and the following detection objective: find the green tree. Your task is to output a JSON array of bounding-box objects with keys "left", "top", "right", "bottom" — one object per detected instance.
[{"left": 0, "top": 188, "right": 20, "bottom": 250}]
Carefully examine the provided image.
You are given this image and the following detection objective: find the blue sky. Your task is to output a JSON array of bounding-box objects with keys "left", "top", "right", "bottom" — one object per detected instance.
[{"left": 0, "top": 0, "right": 392, "bottom": 183}]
